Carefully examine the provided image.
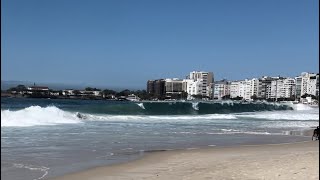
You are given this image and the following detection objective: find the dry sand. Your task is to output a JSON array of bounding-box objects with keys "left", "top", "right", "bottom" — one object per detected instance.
[{"left": 52, "top": 141, "right": 319, "bottom": 180}]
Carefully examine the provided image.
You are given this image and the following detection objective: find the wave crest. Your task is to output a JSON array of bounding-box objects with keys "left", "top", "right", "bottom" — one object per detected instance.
[{"left": 1, "top": 106, "right": 81, "bottom": 127}]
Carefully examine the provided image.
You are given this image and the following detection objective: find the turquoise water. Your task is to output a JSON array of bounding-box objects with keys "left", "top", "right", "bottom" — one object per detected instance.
[{"left": 1, "top": 98, "right": 318, "bottom": 180}]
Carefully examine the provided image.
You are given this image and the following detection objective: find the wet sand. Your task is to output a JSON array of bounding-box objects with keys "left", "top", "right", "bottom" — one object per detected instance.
[{"left": 52, "top": 140, "right": 319, "bottom": 180}]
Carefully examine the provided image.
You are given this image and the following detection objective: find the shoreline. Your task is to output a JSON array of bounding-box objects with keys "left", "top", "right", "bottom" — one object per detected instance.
[{"left": 51, "top": 140, "right": 319, "bottom": 180}]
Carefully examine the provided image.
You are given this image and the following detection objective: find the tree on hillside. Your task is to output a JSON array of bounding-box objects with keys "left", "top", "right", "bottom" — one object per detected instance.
[
  {"left": 7, "top": 84, "right": 27, "bottom": 92},
  {"left": 117, "top": 89, "right": 132, "bottom": 97},
  {"left": 16, "top": 85, "right": 27, "bottom": 91},
  {"left": 85, "top": 87, "right": 101, "bottom": 91},
  {"left": 73, "top": 90, "right": 81, "bottom": 96},
  {"left": 102, "top": 89, "right": 117, "bottom": 95}
]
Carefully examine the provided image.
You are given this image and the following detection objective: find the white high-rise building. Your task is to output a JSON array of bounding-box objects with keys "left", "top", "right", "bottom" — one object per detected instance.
[
  {"left": 300, "top": 72, "right": 318, "bottom": 96},
  {"left": 213, "top": 80, "right": 230, "bottom": 100},
  {"left": 229, "top": 78, "right": 259, "bottom": 100},
  {"left": 183, "top": 79, "right": 203, "bottom": 98},
  {"left": 242, "top": 78, "right": 259, "bottom": 100},
  {"left": 230, "top": 81, "right": 240, "bottom": 98},
  {"left": 258, "top": 76, "right": 273, "bottom": 99},
  {"left": 294, "top": 76, "right": 302, "bottom": 99},
  {"left": 238, "top": 80, "right": 246, "bottom": 99},
  {"left": 270, "top": 77, "right": 296, "bottom": 99},
  {"left": 270, "top": 78, "right": 284, "bottom": 99},
  {"left": 251, "top": 78, "right": 259, "bottom": 97},
  {"left": 283, "top": 78, "right": 296, "bottom": 98},
  {"left": 189, "top": 71, "right": 214, "bottom": 97}
]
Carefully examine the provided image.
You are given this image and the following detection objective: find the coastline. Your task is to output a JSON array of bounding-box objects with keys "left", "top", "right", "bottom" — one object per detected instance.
[{"left": 51, "top": 140, "right": 319, "bottom": 180}]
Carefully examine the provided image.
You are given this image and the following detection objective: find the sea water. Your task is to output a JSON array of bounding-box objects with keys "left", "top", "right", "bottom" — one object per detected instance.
[{"left": 1, "top": 98, "right": 318, "bottom": 180}]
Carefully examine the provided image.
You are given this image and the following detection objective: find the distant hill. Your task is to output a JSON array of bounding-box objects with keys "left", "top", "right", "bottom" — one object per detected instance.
[
  {"left": 1, "top": 80, "right": 143, "bottom": 91},
  {"left": 1, "top": 80, "right": 85, "bottom": 90}
]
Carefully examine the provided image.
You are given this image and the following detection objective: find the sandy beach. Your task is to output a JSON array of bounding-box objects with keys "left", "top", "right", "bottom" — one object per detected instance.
[{"left": 52, "top": 141, "right": 319, "bottom": 180}]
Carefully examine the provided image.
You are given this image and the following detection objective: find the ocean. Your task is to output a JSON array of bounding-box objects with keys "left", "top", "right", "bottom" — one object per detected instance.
[{"left": 1, "top": 97, "right": 319, "bottom": 180}]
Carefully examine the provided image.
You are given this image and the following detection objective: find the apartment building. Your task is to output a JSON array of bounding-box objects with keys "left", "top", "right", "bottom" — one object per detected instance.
[
  {"left": 283, "top": 78, "right": 296, "bottom": 98},
  {"left": 300, "top": 72, "right": 319, "bottom": 97},
  {"left": 183, "top": 79, "right": 203, "bottom": 97},
  {"left": 294, "top": 76, "right": 302, "bottom": 99},
  {"left": 165, "top": 78, "right": 183, "bottom": 95},
  {"left": 189, "top": 71, "right": 214, "bottom": 97},
  {"left": 147, "top": 79, "right": 165, "bottom": 97},
  {"left": 213, "top": 79, "right": 230, "bottom": 100},
  {"left": 230, "top": 81, "right": 240, "bottom": 98},
  {"left": 270, "top": 77, "right": 295, "bottom": 99}
]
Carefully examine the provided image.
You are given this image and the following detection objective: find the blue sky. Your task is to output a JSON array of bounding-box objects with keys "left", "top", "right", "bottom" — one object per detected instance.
[{"left": 1, "top": 0, "right": 319, "bottom": 89}]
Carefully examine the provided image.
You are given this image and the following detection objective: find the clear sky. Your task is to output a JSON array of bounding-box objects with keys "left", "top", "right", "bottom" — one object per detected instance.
[{"left": 1, "top": 0, "right": 319, "bottom": 89}]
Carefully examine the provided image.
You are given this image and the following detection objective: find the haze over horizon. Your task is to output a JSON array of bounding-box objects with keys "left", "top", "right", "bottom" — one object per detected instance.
[{"left": 1, "top": 0, "right": 319, "bottom": 89}]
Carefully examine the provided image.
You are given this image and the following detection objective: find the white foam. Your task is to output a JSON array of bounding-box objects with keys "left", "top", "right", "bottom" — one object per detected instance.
[
  {"left": 136, "top": 103, "right": 145, "bottom": 109},
  {"left": 211, "top": 131, "right": 272, "bottom": 135},
  {"left": 291, "top": 103, "right": 315, "bottom": 111},
  {"left": 84, "top": 114, "right": 238, "bottom": 123},
  {"left": 1, "top": 106, "right": 81, "bottom": 127},
  {"left": 191, "top": 102, "right": 199, "bottom": 111},
  {"left": 148, "top": 114, "right": 237, "bottom": 120},
  {"left": 13, "top": 163, "right": 49, "bottom": 180},
  {"left": 259, "top": 121, "right": 319, "bottom": 128},
  {"left": 236, "top": 110, "right": 319, "bottom": 121}
]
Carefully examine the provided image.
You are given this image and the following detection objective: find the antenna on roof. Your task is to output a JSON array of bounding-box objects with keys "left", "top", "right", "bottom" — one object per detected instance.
[{"left": 34, "top": 82, "right": 35, "bottom": 86}]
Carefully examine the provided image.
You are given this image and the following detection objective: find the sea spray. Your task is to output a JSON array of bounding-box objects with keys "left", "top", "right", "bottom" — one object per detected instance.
[
  {"left": 136, "top": 103, "right": 145, "bottom": 109},
  {"left": 1, "top": 106, "right": 81, "bottom": 127},
  {"left": 192, "top": 102, "right": 199, "bottom": 110}
]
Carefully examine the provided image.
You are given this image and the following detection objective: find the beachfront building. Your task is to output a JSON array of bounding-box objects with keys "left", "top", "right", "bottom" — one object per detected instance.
[
  {"left": 282, "top": 78, "right": 296, "bottom": 99},
  {"left": 294, "top": 76, "right": 302, "bottom": 100},
  {"left": 317, "top": 75, "right": 319, "bottom": 97},
  {"left": 300, "top": 72, "right": 319, "bottom": 97},
  {"left": 27, "top": 86, "right": 49, "bottom": 91},
  {"left": 258, "top": 76, "right": 273, "bottom": 99},
  {"left": 230, "top": 81, "right": 240, "bottom": 98},
  {"left": 147, "top": 79, "right": 165, "bottom": 97},
  {"left": 165, "top": 78, "right": 184, "bottom": 95},
  {"left": 270, "top": 77, "right": 284, "bottom": 99},
  {"left": 79, "top": 90, "right": 101, "bottom": 96},
  {"left": 183, "top": 79, "right": 202, "bottom": 98},
  {"left": 270, "top": 77, "right": 296, "bottom": 100},
  {"left": 213, "top": 79, "right": 230, "bottom": 100},
  {"left": 188, "top": 71, "right": 214, "bottom": 98},
  {"left": 62, "top": 89, "right": 75, "bottom": 96},
  {"left": 147, "top": 80, "right": 155, "bottom": 94},
  {"left": 229, "top": 78, "right": 259, "bottom": 100},
  {"left": 126, "top": 94, "right": 141, "bottom": 101},
  {"left": 26, "top": 86, "right": 49, "bottom": 95},
  {"left": 243, "top": 78, "right": 259, "bottom": 100},
  {"left": 239, "top": 80, "right": 247, "bottom": 99}
]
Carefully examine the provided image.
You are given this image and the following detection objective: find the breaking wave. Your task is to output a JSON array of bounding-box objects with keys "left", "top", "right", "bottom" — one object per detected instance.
[
  {"left": 192, "top": 102, "right": 199, "bottom": 110},
  {"left": 1, "top": 106, "right": 81, "bottom": 127},
  {"left": 1, "top": 102, "right": 318, "bottom": 127}
]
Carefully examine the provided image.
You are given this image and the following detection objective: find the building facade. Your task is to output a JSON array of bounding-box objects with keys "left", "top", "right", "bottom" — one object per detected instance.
[
  {"left": 147, "top": 79, "right": 166, "bottom": 97},
  {"left": 165, "top": 78, "right": 183, "bottom": 95},
  {"left": 213, "top": 79, "right": 230, "bottom": 100},
  {"left": 189, "top": 71, "right": 214, "bottom": 97},
  {"left": 300, "top": 72, "right": 319, "bottom": 97}
]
